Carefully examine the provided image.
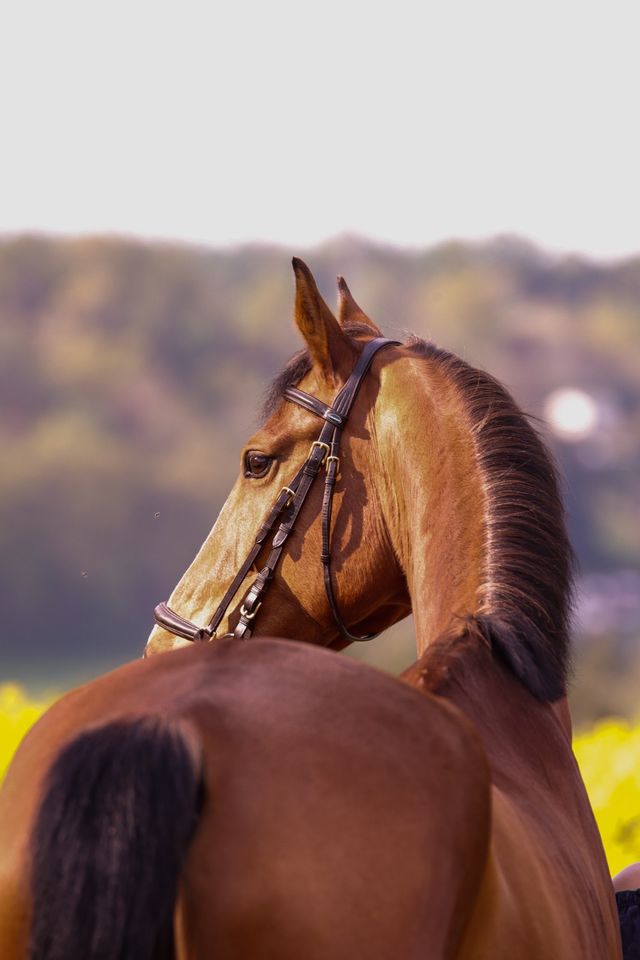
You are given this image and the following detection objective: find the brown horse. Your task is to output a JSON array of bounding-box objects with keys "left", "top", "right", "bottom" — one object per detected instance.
[
  {"left": 0, "top": 260, "right": 622, "bottom": 957},
  {"left": 146, "top": 259, "right": 571, "bottom": 708}
]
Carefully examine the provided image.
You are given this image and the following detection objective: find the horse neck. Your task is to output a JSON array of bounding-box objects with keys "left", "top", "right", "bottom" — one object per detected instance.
[
  {"left": 377, "top": 351, "right": 488, "bottom": 654},
  {"left": 376, "top": 343, "right": 572, "bottom": 701}
]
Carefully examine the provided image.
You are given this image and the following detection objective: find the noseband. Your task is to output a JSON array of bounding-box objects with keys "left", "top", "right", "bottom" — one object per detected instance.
[{"left": 154, "top": 337, "right": 399, "bottom": 643}]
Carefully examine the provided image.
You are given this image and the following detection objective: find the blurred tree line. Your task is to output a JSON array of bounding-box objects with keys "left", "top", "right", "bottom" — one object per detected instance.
[{"left": 1, "top": 233, "right": 638, "bottom": 726}]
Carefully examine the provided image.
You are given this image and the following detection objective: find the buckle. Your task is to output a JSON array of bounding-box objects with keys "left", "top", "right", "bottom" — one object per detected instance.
[
  {"left": 309, "top": 441, "right": 330, "bottom": 464},
  {"left": 280, "top": 486, "right": 296, "bottom": 506},
  {"left": 240, "top": 601, "right": 262, "bottom": 620}
]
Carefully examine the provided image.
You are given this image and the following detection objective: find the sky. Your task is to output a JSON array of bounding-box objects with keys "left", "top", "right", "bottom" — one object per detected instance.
[{"left": 2, "top": 0, "right": 639, "bottom": 258}]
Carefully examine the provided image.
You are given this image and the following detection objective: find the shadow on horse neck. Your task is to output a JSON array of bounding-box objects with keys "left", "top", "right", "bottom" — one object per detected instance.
[{"left": 145, "top": 259, "right": 573, "bottom": 708}]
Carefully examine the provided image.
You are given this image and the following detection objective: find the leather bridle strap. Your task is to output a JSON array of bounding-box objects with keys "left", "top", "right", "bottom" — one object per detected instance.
[
  {"left": 154, "top": 480, "right": 301, "bottom": 642},
  {"left": 285, "top": 337, "right": 401, "bottom": 640},
  {"left": 154, "top": 337, "right": 399, "bottom": 643}
]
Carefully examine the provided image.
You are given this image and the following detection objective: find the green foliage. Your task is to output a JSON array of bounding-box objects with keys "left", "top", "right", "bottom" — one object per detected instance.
[{"left": 1, "top": 234, "right": 638, "bottom": 723}]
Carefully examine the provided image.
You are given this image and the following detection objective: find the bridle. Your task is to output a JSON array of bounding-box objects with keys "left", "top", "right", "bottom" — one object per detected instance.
[{"left": 154, "top": 337, "right": 400, "bottom": 643}]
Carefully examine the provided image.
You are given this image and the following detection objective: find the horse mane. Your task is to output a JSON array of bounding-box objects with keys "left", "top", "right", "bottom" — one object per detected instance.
[
  {"left": 261, "top": 329, "right": 574, "bottom": 702},
  {"left": 406, "top": 336, "right": 574, "bottom": 702}
]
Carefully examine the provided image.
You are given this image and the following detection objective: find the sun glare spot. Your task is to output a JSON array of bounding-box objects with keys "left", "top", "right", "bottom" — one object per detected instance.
[{"left": 544, "top": 388, "right": 598, "bottom": 441}]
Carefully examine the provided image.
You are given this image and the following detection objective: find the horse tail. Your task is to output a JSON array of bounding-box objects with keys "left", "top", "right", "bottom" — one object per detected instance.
[{"left": 29, "top": 716, "right": 203, "bottom": 960}]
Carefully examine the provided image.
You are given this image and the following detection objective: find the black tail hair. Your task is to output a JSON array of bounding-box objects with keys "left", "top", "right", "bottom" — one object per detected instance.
[{"left": 29, "top": 717, "right": 203, "bottom": 960}]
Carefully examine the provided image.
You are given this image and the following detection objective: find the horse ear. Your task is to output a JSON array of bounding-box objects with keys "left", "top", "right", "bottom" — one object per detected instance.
[
  {"left": 292, "top": 258, "right": 355, "bottom": 382},
  {"left": 337, "top": 276, "right": 382, "bottom": 335}
]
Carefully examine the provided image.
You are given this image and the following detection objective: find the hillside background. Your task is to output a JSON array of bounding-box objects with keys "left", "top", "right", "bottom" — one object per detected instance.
[{"left": 1, "top": 233, "right": 638, "bottom": 728}]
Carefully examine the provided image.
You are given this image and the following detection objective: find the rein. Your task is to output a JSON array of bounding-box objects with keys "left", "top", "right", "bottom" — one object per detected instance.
[{"left": 154, "top": 337, "right": 399, "bottom": 643}]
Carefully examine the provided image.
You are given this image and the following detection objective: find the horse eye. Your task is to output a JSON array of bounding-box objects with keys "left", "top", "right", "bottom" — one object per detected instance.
[{"left": 244, "top": 451, "right": 273, "bottom": 478}]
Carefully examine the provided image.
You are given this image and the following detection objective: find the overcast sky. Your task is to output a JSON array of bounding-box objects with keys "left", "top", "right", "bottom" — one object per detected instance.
[{"left": 2, "top": 0, "right": 639, "bottom": 258}]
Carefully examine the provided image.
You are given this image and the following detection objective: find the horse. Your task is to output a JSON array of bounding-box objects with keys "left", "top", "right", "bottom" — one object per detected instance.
[
  {"left": 146, "top": 259, "right": 572, "bottom": 707},
  {"left": 0, "top": 259, "right": 622, "bottom": 958}
]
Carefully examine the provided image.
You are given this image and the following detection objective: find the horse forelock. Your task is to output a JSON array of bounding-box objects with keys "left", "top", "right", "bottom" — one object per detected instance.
[
  {"left": 261, "top": 349, "right": 313, "bottom": 423},
  {"left": 406, "top": 336, "right": 574, "bottom": 702},
  {"left": 260, "top": 322, "right": 384, "bottom": 424}
]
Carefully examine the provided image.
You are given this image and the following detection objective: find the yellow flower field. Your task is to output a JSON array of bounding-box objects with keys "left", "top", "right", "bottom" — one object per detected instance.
[
  {"left": 0, "top": 684, "right": 54, "bottom": 782},
  {"left": 1, "top": 683, "right": 638, "bottom": 875},
  {"left": 573, "top": 718, "right": 640, "bottom": 875}
]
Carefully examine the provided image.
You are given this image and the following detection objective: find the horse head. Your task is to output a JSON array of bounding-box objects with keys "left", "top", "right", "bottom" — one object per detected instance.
[{"left": 145, "top": 259, "right": 411, "bottom": 655}]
